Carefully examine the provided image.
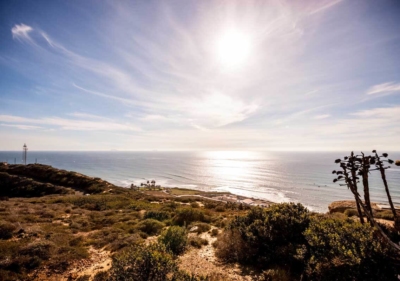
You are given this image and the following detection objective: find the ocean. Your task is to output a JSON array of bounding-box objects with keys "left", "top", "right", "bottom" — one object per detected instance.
[{"left": 1, "top": 151, "right": 399, "bottom": 213}]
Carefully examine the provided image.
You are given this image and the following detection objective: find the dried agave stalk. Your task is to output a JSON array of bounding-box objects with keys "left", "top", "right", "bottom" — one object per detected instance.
[{"left": 374, "top": 151, "right": 397, "bottom": 221}]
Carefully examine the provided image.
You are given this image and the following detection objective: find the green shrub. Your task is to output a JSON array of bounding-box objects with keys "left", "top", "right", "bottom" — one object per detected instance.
[
  {"left": 93, "top": 271, "right": 109, "bottom": 281},
  {"left": 375, "top": 210, "right": 394, "bottom": 220},
  {"left": 109, "top": 243, "right": 177, "bottom": 281},
  {"left": 190, "top": 222, "right": 211, "bottom": 234},
  {"left": 76, "top": 275, "right": 90, "bottom": 281},
  {"left": 344, "top": 208, "right": 359, "bottom": 217},
  {"left": 190, "top": 202, "right": 200, "bottom": 208},
  {"left": 189, "top": 237, "right": 208, "bottom": 248},
  {"left": 304, "top": 217, "right": 398, "bottom": 280},
  {"left": 171, "top": 270, "right": 213, "bottom": 281},
  {"left": 136, "top": 219, "right": 165, "bottom": 235},
  {"left": 204, "top": 201, "right": 218, "bottom": 209},
  {"left": 213, "top": 229, "right": 250, "bottom": 263},
  {"left": 215, "top": 203, "right": 310, "bottom": 276},
  {"left": 259, "top": 267, "right": 291, "bottom": 281},
  {"left": 210, "top": 228, "right": 219, "bottom": 237},
  {"left": 161, "top": 202, "right": 179, "bottom": 212},
  {"left": 172, "top": 208, "right": 209, "bottom": 226},
  {"left": 109, "top": 234, "right": 142, "bottom": 252},
  {"left": 144, "top": 210, "right": 171, "bottom": 221},
  {"left": 19, "top": 241, "right": 55, "bottom": 260},
  {"left": 0, "top": 221, "right": 16, "bottom": 239},
  {"left": 158, "top": 226, "right": 187, "bottom": 255},
  {"left": 377, "top": 222, "right": 400, "bottom": 243}
]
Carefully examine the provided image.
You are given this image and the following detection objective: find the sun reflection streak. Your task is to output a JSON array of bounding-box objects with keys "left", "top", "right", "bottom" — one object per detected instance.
[{"left": 203, "top": 151, "right": 260, "bottom": 183}]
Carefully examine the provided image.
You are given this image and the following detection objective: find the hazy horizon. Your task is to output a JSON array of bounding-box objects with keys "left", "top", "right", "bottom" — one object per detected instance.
[{"left": 1, "top": 0, "right": 400, "bottom": 151}]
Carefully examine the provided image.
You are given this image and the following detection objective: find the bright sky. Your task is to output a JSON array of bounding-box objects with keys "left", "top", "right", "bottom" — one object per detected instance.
[{"left": 1, "top": 0, "right": 400, "bottom": 151}]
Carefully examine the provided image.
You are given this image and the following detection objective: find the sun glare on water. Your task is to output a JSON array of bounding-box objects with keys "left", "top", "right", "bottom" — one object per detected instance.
[{"left": 215, "top": 30, "right": 252, "bottom": 69}]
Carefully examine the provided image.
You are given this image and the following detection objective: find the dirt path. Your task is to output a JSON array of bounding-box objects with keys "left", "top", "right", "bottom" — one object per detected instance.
[
  {"left": 30, "top": 246, "right": 111, "bottom": 281},
  {"left": 179, "top": 228, "right": 254, "bottom": 281},
  {"left": 67, "top": 246, "right": 111, "bottom": 280}
]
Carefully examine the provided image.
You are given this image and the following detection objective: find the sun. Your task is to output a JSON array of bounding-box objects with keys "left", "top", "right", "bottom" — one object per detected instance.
[{"left": 215, "top": 30, "right": 251, "bottom": 69}]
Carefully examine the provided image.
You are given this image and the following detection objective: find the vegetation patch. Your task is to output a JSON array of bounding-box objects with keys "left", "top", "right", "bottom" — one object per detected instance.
[{"left": 158, "top": 226, "right": 187, "bottom": 255}]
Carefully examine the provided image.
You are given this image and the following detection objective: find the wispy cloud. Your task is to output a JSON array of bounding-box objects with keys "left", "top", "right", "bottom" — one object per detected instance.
[
  {"left": 314, "top": 114, "right": 330, "bottom": 119},
  {"left": 308, "top": 0, "right": 344, "bottom": 16},
  {"left": 11, "top": 24, "right": 33, "bottom": 42},
  {"left": 366, "top": 82, "right": 400, "bottom": 96},
  {"left": 0, "top": 115, "right": 140, "bottom": 132},
  {"left": 1, "top": 123, "right": 41, "bottom": 130},
  {"left": 68, "top": 112, "right": 112, "bottom": 121},
  {"left": 187, "top": 93, "right": 258, "bottom": 128},
  {"left": 350, "top": 106, "right": 400, "bottom": 118}
]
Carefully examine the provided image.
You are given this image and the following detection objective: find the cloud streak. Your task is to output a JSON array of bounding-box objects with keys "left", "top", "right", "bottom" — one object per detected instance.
[
  {"left": 366, "top": 82, "right": 400, "bottom": 96},
  {"left": 0, "top": 115, "right": 140, "bottom": 132},
  {"left": 1, "top": 123, "right": 41, "bottom": 130}
]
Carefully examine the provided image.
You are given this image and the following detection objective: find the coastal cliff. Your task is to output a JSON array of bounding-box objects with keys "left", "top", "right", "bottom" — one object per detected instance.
[{"left": 0, "top": 163, "right": 121, "bottom": 197}]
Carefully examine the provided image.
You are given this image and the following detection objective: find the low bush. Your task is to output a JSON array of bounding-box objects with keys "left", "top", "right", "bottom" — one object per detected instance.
[
  {"left": 190, "top": 222, "right": 211, "bottom": 234},
  {"left": 172, "top": 208, "right": 210, "bottom": 226},
  {"left": 304, "top": 217, "right": 398, "bottom": 280},
  {"left": 344, "top": 208, "right": 359, "bottom": 217},
  {"left": 108, "top": 243, "right": 177, "bottom": 281},
  {"left": 19, "top": 241, "right": 55, "bottom": 260},
  {"left": 259, "top": 267, "right": 291, "bottom": 281},
  {"left": 190, "top": 202, "right": 200, "bottom": 208},
  {"left": 0, "top": 221, "right": 16, "bottom": 239},
  {"left": 144, "top": 210, "right": 171, "bottom": 221},
  {"left": 375, "top": 210, "right": 394, "bottom": 220},
  {"left": 189, "top": 237, "right": 208, "bottom": 248},
  {"left": 136, "top": 219, "right": 165, "bottom": 235},
  {"left": 216, "top": 204, "right": 310, "bottom": 266},
  {"left": 93, "top": 271, "right": 109, "bottom": 281},
  {"left": 215, "top": 203, "right": 310, "bottom": 279},
  {"left": 76, "top": 275, "right": 90, "bottom": 281},
  {"left": 210, "top": 228, "right": 219, "bottom": 237},
  {"left": 377, "top": 222, "right": 400, "bottom": 244},
  {"left": 158, "top": 226, "right": 187, "bottom": 255}
]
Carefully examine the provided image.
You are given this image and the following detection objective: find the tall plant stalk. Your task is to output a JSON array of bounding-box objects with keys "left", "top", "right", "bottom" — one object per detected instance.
[
  {"left": 375, "top": 151, "right": 397, "bottom": 220},
  {"left": 334, "top": 158, "right": 400, "bottom": 252},
  {"left": 343, "top": 163, "right": 364, "bottom": 224},
  {"left": 360, "top": 152, "right": 373, "bottom": 220}
]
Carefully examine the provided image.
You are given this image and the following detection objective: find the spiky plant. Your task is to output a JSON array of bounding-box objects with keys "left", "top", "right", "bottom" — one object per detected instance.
[
  {"left": 333, "top": 155, "right": 364, "bottom": 224},
  {"left": 359, "top": 152, "right": 373, "bottom": 219},
  {"left": 333, "top": 153, "right": 400, "bottom": 252},
  {"left": 372, "top": 151, "right": 397, "bottom": 223}
]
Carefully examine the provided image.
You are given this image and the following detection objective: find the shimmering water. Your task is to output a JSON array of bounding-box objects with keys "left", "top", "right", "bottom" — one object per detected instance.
[{"left": 1, "top": 151, "right": 399, "bottom": 212}]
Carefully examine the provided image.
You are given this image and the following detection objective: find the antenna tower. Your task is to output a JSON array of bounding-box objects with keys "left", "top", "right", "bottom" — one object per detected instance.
[{"left": 23, "top": 144, "right": 28, "bottom": 165}]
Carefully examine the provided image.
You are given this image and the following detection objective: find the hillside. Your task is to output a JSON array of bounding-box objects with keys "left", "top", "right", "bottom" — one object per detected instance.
[
  {"left": 0, "top": 165, "right": 399, "bottom": 281},
  {"left": 0, "top": 163, "right": 123, "bottom": 197}
]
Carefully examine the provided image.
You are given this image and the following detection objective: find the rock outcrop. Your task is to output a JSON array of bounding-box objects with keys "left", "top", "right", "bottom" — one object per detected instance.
[{"left": 328, "top": 200, "right": 381, "bottom": 213}]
